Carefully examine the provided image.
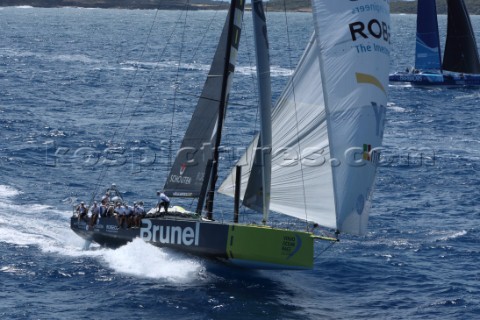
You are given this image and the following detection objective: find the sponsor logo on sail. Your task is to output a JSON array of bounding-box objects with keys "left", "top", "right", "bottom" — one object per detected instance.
[
  {"left": 356, "top": 73, "right": 386, "bottom": 95},
  {"left": 180, "top": 163, "right": 187, "bottom": 176},
  {"left": 349, "top": 18, "right": 390, "bottom": 44},
  {"left": 169, "top": 174, "right": 192, "bottom": 185},
  {"left": 363, "top": 144, "right": 380, "bottom": 164}
]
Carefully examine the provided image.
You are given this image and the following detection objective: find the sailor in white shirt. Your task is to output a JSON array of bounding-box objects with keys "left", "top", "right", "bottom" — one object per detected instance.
[
  {"left": 90, "top": 201, "right": 100, "bottom": 226},
  {"left": 134, "top": 201, "right": 146, "bottom": 228},
  {"left": 157, "top": 191, "right": 170, "bottom": 214},
  {"left": 114, "top": 202, "right": 126, "bottom": 228}
]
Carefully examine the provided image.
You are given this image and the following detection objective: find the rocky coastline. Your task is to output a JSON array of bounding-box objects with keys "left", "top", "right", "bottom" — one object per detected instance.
[
  {"left": 0, "top": 0, "right": 229, "bottom": 10},
  {"left": 1, "top": 0, "right": 479, "bottom": 14}
]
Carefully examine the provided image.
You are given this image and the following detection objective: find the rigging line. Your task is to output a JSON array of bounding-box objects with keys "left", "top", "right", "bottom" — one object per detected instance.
[
  {"left": 108, "top": 9, "right": 161, "bottom": 144},
  {"left": 281, "top": 0, "right": 310, "bottom": 227},
  {"left": 167, "top": 2, "right": 191, "bottom": 171},
  {"left": 189, "top": 10, "right": 221, "bottom": 61},
  {"left": 165, "top": 2, "right": 226, "bottom": 172},
  {"left": 90, "top": 7, "right": 188, "bottom": 204},
  {"left": 95, "top": 1, "right": 205, "bottom": 203},
  {"left": 173, "top": 89, "right": 252, "bottom": 107},
  {"left": 313, "top": 238, "right": 337, "bottom": 260},
  {"left": 117, "top": 9, "right": 189, "bottom": 145},
  {"left": 90, "top": 9, "right": 162, "bottom": 204},
  {"left": 164, "top": 1, "right": 224, "bottom": 188}
]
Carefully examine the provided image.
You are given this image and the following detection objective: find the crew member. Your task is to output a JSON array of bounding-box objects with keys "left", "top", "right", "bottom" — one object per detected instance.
[
  {"left": 157, "top": 190, "right": 170, "bottom": 214},
  {"left": 89, "top": 201, "right": 99, "bottom": 226},
  {"left": 77, "top": 202, "right": 87, "bottom": 223}
]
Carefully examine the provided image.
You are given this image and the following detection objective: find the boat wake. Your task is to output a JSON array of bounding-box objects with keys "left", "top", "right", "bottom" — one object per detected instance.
[
  {"left": 101, "top": 238, "right": 204, "bottom": 281},
  {"left": 0, "top": 184, "right": 204, "bottom": 282}
]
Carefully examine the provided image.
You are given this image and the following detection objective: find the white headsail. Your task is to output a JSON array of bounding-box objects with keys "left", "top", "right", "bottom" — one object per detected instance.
[{"left": 219, "top": 0, "right": 390, "bottom": 235}]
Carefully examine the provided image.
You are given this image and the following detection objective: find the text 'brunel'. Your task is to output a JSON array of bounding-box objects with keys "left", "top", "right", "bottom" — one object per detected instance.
[{"left": 140, "top": 220, "right": 200, "bottom": 246}]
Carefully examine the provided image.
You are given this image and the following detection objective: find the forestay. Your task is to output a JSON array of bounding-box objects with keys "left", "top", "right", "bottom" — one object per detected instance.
[{"left": 220, "top": 0, "right": 390, "bottom": 235}]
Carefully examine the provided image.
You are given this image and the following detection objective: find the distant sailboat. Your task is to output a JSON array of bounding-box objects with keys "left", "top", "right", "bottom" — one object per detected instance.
[
  {"left": 71, "top": 0, "right": 391, "bottom": 269},
  {"left": 389, "top": 0, "right": 480, "bottom": 86}
]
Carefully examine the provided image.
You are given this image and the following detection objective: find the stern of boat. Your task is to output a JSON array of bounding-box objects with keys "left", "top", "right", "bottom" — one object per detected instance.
[{"left": 225, "top": 224, "right": 315, "bottom": 270}]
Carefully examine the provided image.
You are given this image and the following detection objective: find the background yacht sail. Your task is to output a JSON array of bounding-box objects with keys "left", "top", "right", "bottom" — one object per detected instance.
[
  {"left": 164, "top": 2, "right": 245, "bottom": 198},
  {"left": 442, "top": 0, "right": 480, "bottom": 74},
  {"left": 220, "top": 0, "right": 390, "bottom": 235},
  {"left": 415, "top": 0, "right": 442, "bottom": 71}
]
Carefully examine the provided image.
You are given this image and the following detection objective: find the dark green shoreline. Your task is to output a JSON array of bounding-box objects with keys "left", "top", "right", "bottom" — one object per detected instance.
[
  {"left": 0, "top": 0, "right": 479, "bottom": 14},
  {"left": 0, "top": 0, "right": 229, "bottom": 10}
]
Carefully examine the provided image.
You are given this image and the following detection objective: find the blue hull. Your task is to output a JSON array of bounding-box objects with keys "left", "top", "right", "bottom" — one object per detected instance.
[{"left": 389, "top": 72, "right": 480, "bottom": 86}]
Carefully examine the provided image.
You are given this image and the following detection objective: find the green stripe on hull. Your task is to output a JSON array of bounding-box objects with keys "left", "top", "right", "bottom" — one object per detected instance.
[{"left": 226, "top": 224, "right": 314, "bottom": 269}]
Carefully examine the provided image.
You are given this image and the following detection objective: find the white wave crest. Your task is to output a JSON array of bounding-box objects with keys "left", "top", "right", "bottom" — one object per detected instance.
[
  {"left": 0, "top": 185, "right": 22, "bottom": 201},
  {"left": 437, "top": 230, "right": 467, "bottom": 241},
  {"left": 101, "top": 238, "right": 204, "bottom": 282},
  {"left": 387, "top": 102, "right": 406, "bottom": 112}
]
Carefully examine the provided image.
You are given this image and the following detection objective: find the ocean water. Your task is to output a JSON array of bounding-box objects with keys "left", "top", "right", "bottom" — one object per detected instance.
[{"left": 0, "top": 6, "right": 479, "bottom": 320}]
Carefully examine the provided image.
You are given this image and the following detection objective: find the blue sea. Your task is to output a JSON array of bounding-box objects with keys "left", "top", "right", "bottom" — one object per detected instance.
[{"left": 0, "top": 6, "right": 479, "bottom": 320}]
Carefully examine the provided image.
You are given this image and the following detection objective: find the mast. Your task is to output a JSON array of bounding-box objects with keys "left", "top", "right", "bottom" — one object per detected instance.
[
  {"left": 252, "top": 0, "right": 272, "bottom": 224},
  {"left": 205, "top": 0, "right": 243, "bottom": 219}
]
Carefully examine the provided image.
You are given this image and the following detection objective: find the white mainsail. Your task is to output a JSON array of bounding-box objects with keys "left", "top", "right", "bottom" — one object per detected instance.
[{"left": 219, "top": 0, "right": 390, "bottom": 235}]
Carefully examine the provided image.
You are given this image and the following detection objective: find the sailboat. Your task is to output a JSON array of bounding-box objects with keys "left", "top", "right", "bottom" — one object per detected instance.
[
  {"left": 71, "top": 0, "right": 391, "bottom": 270},
  {"left": 389, "top": 0, "right": 480, "bottom": 86}
]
